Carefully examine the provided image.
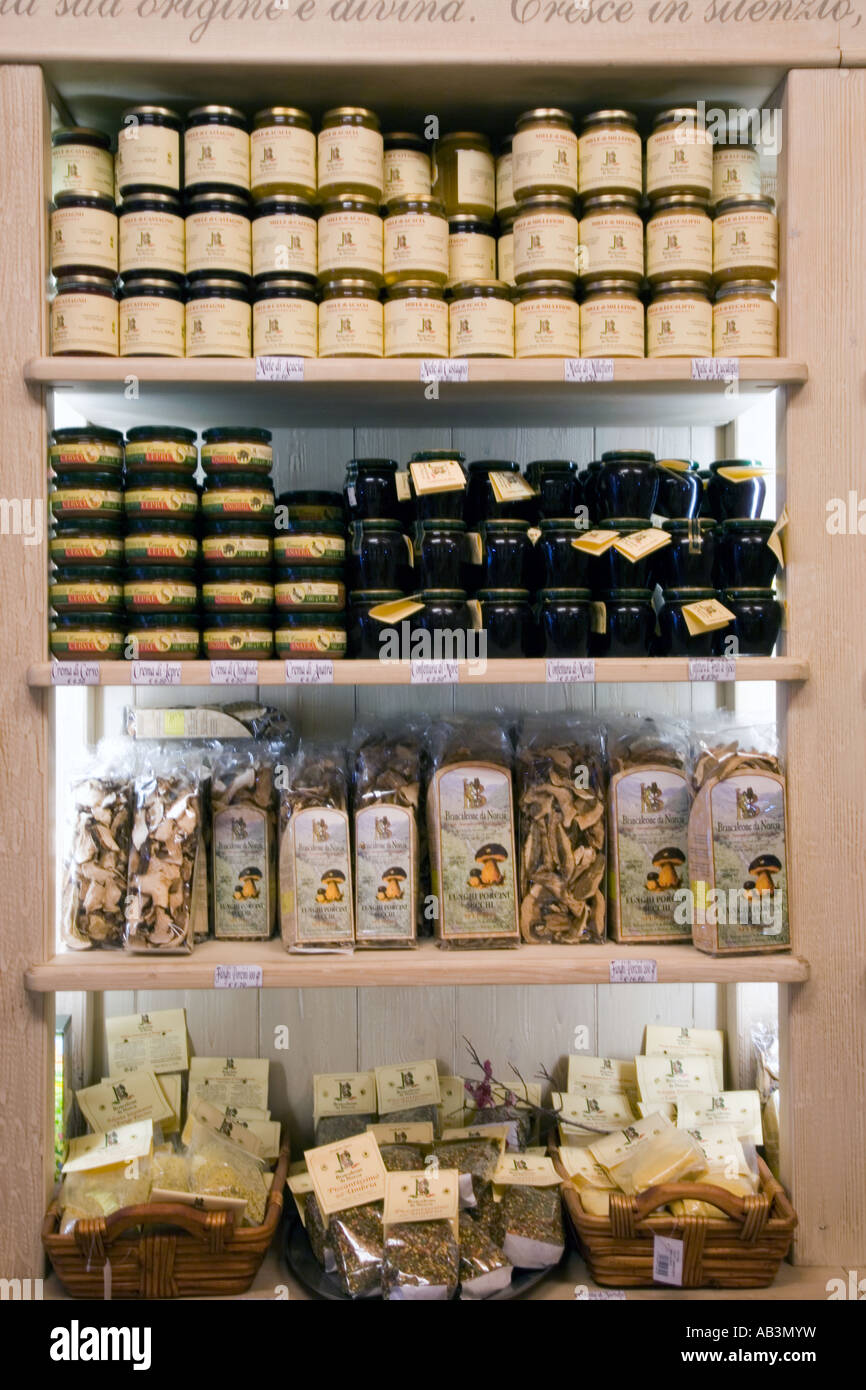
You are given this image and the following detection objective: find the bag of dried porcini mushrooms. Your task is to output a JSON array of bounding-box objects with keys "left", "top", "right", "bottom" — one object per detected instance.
[
  {"left": 279, "top": 741, "right": 355, "bottom": 953},
  {"left": 61, "top": 738, "right": 136, "bottom": 951},
  {"left": 124, "top": 745, "right": 208, "bottom": 954},
  {"left": 209, "top": 740, "right": 281, "bottom": 942},
  {"left": 351, "top": 720, "right": 426, "bottom": 949}
]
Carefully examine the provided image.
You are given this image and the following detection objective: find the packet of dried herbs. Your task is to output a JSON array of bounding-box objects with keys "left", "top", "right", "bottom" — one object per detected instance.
[
  {"left": 375, "top": 1059, "right": 442, "bottom": 1134},
  {"left": 124, "top": 747, "right": 206, "bottom": 953},
  {"left": 606, "top": 715, "right": 693, "bottom": 944},
  {"left": 432, "top": 1135, "right": 502, "bottom": 1208},
  {"left": 465, "top": 1080, "right": 543, "bottom": 1149},
  {"left": 353, "top": 722, "right": 424, "bottom": 949},
  {"left": 494, "top": 1154, "right": 565, "bottom": 1269},
  {"left": 689, "top": 718, "right": 790, "bottom": 954},
  {"left": 305, "top": 1132, "right": 387, "bottom": 1298},
  {"left": 185, "top": 1119, "right": 270, "bottom": 1226},
  {"left": 426, "top": 718, "right": 520, "bottom": 948},
  {"left": 288, "top": 1163, "right": 336, "bottom": 1271},
  {"left": 61, "top": 740, "right": 135, "bottom": 951},
  {"left": 517, "top": 716, "right": 606, "bottom": 943},
  {"left": 313, "top": 1071, "right": 377, "bottom": 1145},
  {"left": 211, "top": 741, "right": 279, "bottom": 941},
  {"left": 279, "top": 742, "right": 354, "bottom": 952},
  {"left": 458, "top": 1210, "right": 513, "bottom": 1299},
  {"left": 382, "top": 1169, "right": 460, "bottom": 1300}
]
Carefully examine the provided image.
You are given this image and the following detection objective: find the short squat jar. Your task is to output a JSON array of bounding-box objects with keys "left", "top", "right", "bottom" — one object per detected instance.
[
  {"left": 383, "top": 132, "right": 432, "bottom": 206},
  {"left": 384, "top": 198, "right": 448, "bottom": 286},
  {"left": 201, "top": 427, "right": 271, "bottom": 475},
  {"left": 318, "top": 194, "right": 384, "bottom": 286},
  {"left": 119, "top": 193, "right": 185, "bottom": 281},
  {"left": 49, "top": 427, "right": 124, "bottom": 478},
  {"left": 124, "top": 472, "right": 198, "bottom": 522},
  {"left": 578, "top": 195, "right": 644, "bottom": 284},
  {"left": 250, "top": 107, "right": 316, "bottom": 201},
  {"left": 384, "top": 282, "right": 448, "bottom": 358},
  {"left": 706, "top": 460, "right": 767, "bottom": 520},
  {"left": 185, "top": 190, "right": 251, "bottom": 281},
  {"left": 275, "top": 613, "right": 348, "bottom": 661},
  {"left": 50, "top": 567, "right": 123, "bottom": 613},
  {"left": 51, "top": 275, "right": 118, "bottom": 356},
  {"left": 123, "top": 566, "right": 199, "bottom": 614},
  {"left": 713, "top": 280, "right": 778, "bottom": 357},
  {"left": 538, "top": 588, "right": 593, "bottom": 657},
  {"left": 127, "top": 613, "right": 201, "bottom": 661},
  {"left": 349, "top": 519, "right": 413, "bottom": 591},
  {"left": 718, "top": 588, "right": 782, "bottom": 656},
  {"left": 116, "top": 106, "right": 181, "bottom": 196},
  {"left": 449, "top": 280, "right": 514, "bottom": 358},
  {"left": 185, "top": 278, "right": 251, "bottom": 358},
  {"left": 714, "top": 518, "right": 779, "bottom": 588},
  {"left": 50, "top": 472, "right": 123, "bottom": 525},
  {"left": 579, "top": 279, "right": 644, "bottom": 358},
  {"left": 595, "top": 451, "right": 659, "bottom": 521},
  {"left": 646, "top": 107, "right": 713, "bottom": 201},
  {"left": 646, "top": 195, "right": 713, "bottom": 285},
  {"left": 251, "top": 197, "right": 317, "bottom": 281},
  {"left": 512, "top": 109, "right": 578, "bottom": 200},
  {"left": 253, "top": 277, "right": 318, "bottom": 358},
  {"left": 432, "top": 132, "right": 495, "bottom": 218},
  {"left": 51, "top": 523, "right": 124, "bottom": 569},
  {"left": 203, "top": 522, "right": 272, "bottom": 568},
  {"left": 125, "top": 520, "right": 199, "bottom": 568},
  {"left": 51, "top": 128, "right": 113, "bottom": 200},
  {"left": 184, "top": 106, "right": 250, "bottom": 193},
  {"left": 125, "top": 426, "right": 197, "bottom": 475},
  {"left": 646, "top": 280, "right": 712, "bottom": 359},
  {"left": 591, "top": 589, "right": 656, "bottom": 657},
  {"left": 448, "top": 214, "right": 496, "bottom": 283},
  {"left": 274, "top": 522, "right": 345, "bottom": 569},
  {"left": 415, "top": 520, "right": 468, "bottom": 590},
  {"left": 318, "top": 279, "right": 383, "bottom": 358},
  {"left": 712, "top": 196, "right": 778, "bottom": 283},
  {"left": 651, "top": 519, "right": 717, "bottom": 588},
  {"left": 119, "top": 277, "right": 185, "bottom": 357},
  {"left": 514, "top": 279, "right": 580, "bottom": 358},
  {"left": 513, "top": 195, "right": 580, "bottom": 283},
  {"left": 578, "top": 110, "right": 642, "bottom": 199},
  {"left": 202, "top": 567, "right": 274, "bottom": 613},
  {"left": 202, "top": 474, "right": 275, "bottom": 524},
  {"left": 477, "top": 588, "right": 535, "bottom": 658},
  {"left": 202, "top": 614, "right": 273, "bottom": 659},
  {"left": 50, "top": 193, "right": 117, "bottom": 278},
  {"left": 537, "top": 519, "right": 592, "bottom": 589},
  {"left": 318, "top": 107, "right": 383, "bottom": 201},
  {"left": 51, "top": 612, "right": 124, "bottom": 660}
]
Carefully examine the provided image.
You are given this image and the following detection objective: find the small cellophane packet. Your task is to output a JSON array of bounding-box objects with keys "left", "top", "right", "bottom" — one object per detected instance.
[
  {"left": 382, "top": 1168, "right": 460, "bottom": 1301},
  {"left": 380, "top": 1144, "right": 428, "bottom": 1172},
  {"left": 60, "top": 739, "right": 134, "bottom": 952},
  {"left": 592, "top": 1117, "right": 705, "bottom": 1196},
  {"left": 288, "top": 1162, "right": 336, "bottom": 1271},
  {"left": 352, "top": 722, "right": 423, "bottom": 949},
  {"left": 313, "top": 1070, "right": 377, "bottom": 1146},
  {"left": 493, "top": 1154, "right": 565, "bottom": 1270},
  {"left": 59, "top": 1119, "right": 154, "bottom": 1233},
  {"left": 375, "top": 1059, "right": 441, "bottom": 1132},
  {"left": 553, "top": 1088, "right": 637, "bottom": 1145},
  {"left": 150, "top": 1146, "right": 190, "bottom": 1195},
  {"left": 432, "top": 1136, "right": 502, "bottom": 1208},
  {"left": 188, "top": 1057, "right": 270, "bottom": 1112},
  {"left": 305, "top": 1131, "right": 387, "bottom": 1298},
  {"left": 186, "top": 1119, "right": 270, "bottom": 1226},
  {"left": 458, "top": 1210, "right": 513, "bottom": 1300},
  {"left": 124, "top": 748, "right": 206, "bottom": 954}
]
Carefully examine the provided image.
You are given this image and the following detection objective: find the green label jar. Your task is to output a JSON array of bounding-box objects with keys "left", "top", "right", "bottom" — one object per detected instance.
[
  {"left": 275, "top": 612, "right": 348, "bottom": 659},
  {"left": 275, "top": 566, "right": 346, "bottom": 611},
  {"left": 202, "top": 427, "right": 273, "bottom": 474},
  {"left": 274, "top": 525, "right": 347, "bottom": 566},
  {"left": 126, "top": 613, "right": 201, "bottom": 659},
  {"left": 125, "top": 426, "right": 198, "bottom": 473},
  {"left": 50, "top": 568, "right": 123, "bottom": 612},
  {"left": 202, "top": 567, "right": 275, "bottom": 611},
  {"left": 50, "top": 526, "right": 124, "bottom": 568},
  {"left": 124, "top": 473, "right": 199, "bottom": 518},
  {"left": 124, "top": 523, "right": 199, "bottom": 566},
  {"left": 50, "top": 473, "right": 123, "bottom": 522},
  {"left": 202, "top": 526, "right": 273, "bottom": 566},
  {"left": 202, "top": 476, "right": 275, "bottom": 521},
  {"left": 123, "top": 567, "right": 199, "bottom": 612},
  {"left": 51, "top": 612, "right": 124, "bottom": 660},
  {"left": 202, "top": 615, "right": 274, "bottom": 657},
  {"left": 49, "top": 428, "right": 124, "bottom": 476}
]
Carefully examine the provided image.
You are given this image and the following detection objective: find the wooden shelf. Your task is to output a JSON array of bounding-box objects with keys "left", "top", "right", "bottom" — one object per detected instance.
[
  {"left": 29, "top": 656, "right": 810, "bottom": 688},
  {"left": 24, "top": 938, "right": 810, "bottom": 991},
  {"left": 27, "top": 357, "right": 808, "bottom": 428}
]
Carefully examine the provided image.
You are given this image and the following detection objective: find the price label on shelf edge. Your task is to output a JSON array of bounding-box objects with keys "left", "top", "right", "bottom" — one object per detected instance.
[
  {"left": 691, "top": 358, "right": 739, "bottom": 382},
  {"left": 214, "top": 964, "right": 263, "bottom": 990},
  {"left": 564, "top": 358, "right": 614, "bottom": 383},
  {"left": 546, "top": 658, "right": 595, "bottom": 684},
  {"left": 285, "top": 659, "right": 334, "bottom": 686},
  {"left": 50, "top": 661, "right": 100, "bottom": 686},
  {"left": 689, "top": 657, "right": 737, "bottom": 682},
  {"left": 255, "top": 355, "right": 305, "bottom": 382},
  {"left": 209, "top": 660, "right": 259, "bottom": 685},
  {"left": 609, "top": 959, "right": 658, "bottom": 984},
  {"left": 131, "top": 661, "right": 182, "bottom": 687},
  {"left": 419, "top": 359, "right": 469, "bottom": 383},
  {"left": 410, "top": 659, "right": 459, "bottom": 685}
]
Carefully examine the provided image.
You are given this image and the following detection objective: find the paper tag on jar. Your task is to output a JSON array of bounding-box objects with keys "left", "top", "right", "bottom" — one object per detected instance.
[
  {"left": 573, "top": 529, "right": 619, "bottom": 555},
  {"left": 488, "top": 471, "right": 536, "bottom": 504},
  {"left": 715, "top": 465, "right": 766, "bottom": 482},
  {"left": 527, "top": 526, "right": 541, "bottom": 544},
  {"left": 590, "top": 602, "right": 607, "bottom": 635},
  {"left": 395, "top": 470, "right": 412, "bottom": 502},
  {"left": 564, "top": 358, "right": 614, "bottom": 383},
  {"left": 768, "top": 506, "right": 789, "bottom": 567},
  {"left": 656, "top": 458, "right": 691, "bottom": 473},
  {"left": 691, "top": 358, "right": 739, "bottom": 382},
  {"left": 653, "top": 1234, "right": 684, "bottom": 1286},
  {"left": 285, "top": 660, "right": 334, "bottom": 685},
  {"left": 368, "top": 597, "right": 426, "bottom": 623},
  {"left": 209, "top": 660, "right": 259, "bottom": 684},
  {"left": 546, "top": 658, "right": 595, "bottom": 684},
  {"left": 613, "top": 528, "right": 671, "bottom": 562},
  {"left": 131, "top": 661, "right": 182, "bottom": 686},
  {"left": 255, "top": 355, "right": 305, "bottom": 382},
  {"left": 409, "top": 459, "right": 467, "bottom": 494},
  {"left": 51, "top": 660, "right": 100, "bottom": 685},
  {"left": 681, "top": 598, "right": 736, "bottom": 636},
  {"left": 465, "top": 531, "right": 483, "bottom": 565},
  {"left": 466, "top": 599, "right": 482, "bottom": 631}
]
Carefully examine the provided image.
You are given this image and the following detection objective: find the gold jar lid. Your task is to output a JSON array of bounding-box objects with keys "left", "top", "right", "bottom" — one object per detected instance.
[
  {"left": 516, "top": 108, "right": 574, "bottom": 128},
  {"left": 514, "top": 278, "right": 577, "bottom": 299},
  {"left": 320, "top": 193, "right": 381, "bottom": 213},
  {"left": 653, "top": 106, "right": 706, "bottom": 129},
  {"left": 119, "top": 276, "right": 183, "bottom": 295},
  {"left": 582, "top": 278, "right": 640, "bottom": 297},
  {"left": 322, "top": 107, "right": 380, "bottom": 126},
  {"left": 119, "top": 191, "right": 181, "bottom": 210},
  {"left": 437, "top": 131, "right": 492, "bottom": 149},
  {"left": 386, "top": 196, "right": 445, "bottom": 218},
  {"left": 714, "top": 279, "right": 775, "bottom": 300},
  {"left": 714, "top": 194, "right": 775, "bottom": 215},
  {"left": 652, "top": 278, "right": 711, "bottom": 297},
  {"left": 253, "top": 107, "right": 312, "bottom": 127},
  {"left": 384, "top": 131, "right": 427, "bottom": 150},
  {"left": 449, "top": 278, "right": 511, "bottom": 300},
  {"left": 514, "top": 193, "right": 578, "bottom": 215},
  {"left": 387, "top": 279, "right": 445, "bottom": 299},
  {"left": 55, "top": 273, "right": 117, "bottom": 293},
  {"left": 581, "top": 193, "right": 641, "bottom": 214},
  {"left": 649, "top": 194, "right": 710, "bottom": 215},
  {"left": 254, "top": 276, "right": 317, "bottom": 298},
  {"left": 320, "top": 278, "right": 381, "bottom": 299},
  {"left": 581, "top": 109, "right": 638, "bottom": 130},
  {"left": 187, "top": 105, "right": 247, "bottom": 123},
  {"left": 448, "top": 212, "right": 495, "bottom": 230},
  {"left": 121, "top": 105, "right": 181, "bottom": 123},
  {"left": 187, "top": 190, "right": 251, "bottom": 212}
]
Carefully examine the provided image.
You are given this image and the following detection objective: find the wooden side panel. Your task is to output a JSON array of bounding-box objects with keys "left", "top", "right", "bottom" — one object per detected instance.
[
  {"left": 779, "top": 69, "right": 866, "bottom": 1264},
  {"left": 0, "top": 65, "right": 51, "bottom": 1277}
]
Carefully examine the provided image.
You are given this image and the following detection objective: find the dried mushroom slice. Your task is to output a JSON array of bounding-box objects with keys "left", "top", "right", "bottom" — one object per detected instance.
[
  {"left": 124, "top": 770, "right": 201, "bottom": 953},
  {"left": 61, "top": 774, "right": 131, "bottom": 949}
]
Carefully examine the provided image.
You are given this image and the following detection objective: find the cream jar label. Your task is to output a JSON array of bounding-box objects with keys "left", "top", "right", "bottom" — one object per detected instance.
[
  {"left": 713, "top": 294, "right": 778, "bottom": 357},
  {"left": 253, "top": 296, "right": 317, "bottom": 357},
  {"left": 496, "top": 152, "right": 514, "bottom": 212},
  {"left": 318, "top": 296, "right": 383, "bottom": 356},
  {"left": 184, "top": 125, "right": 250, "bottom": 190},
  {"left": 51, "top": 293, "right": 118, "bottom": 355},
  {"left": 515, "top": 297, "right": 580, "bottom": 357},
  {"left": 120, "top": 211, "right": 185, "bottom": 276},
  {"left": 579, "top": 211, "right": 644, "bottom": 279},
  {"left": 383, "top": 148, "right": 431, "bottom": 202},
  {"left": 120, "top": 295, "right": 185, "bottom": 357},
  {"left": 647, "top": 296, "right": 712, "bottom": 357},
  {"left": 646, "top": 127, "right": 713, "bottom": 196},
  {"left": 384, "top": 295, "right": 448, "bottom": 357},
  {"left": 318, "top": 210, "right": 383, "bottom": 277},
  {"left": 449, "top": 296, "right": 514, "bottom": 357},
  {"left": 318, "top": 125, "right": 383, "bottom": 195},
  {"left": 579, "top": 296, "right": 644, "bottom": 357},
  {"left": 251, "top": 125, "right": 316, "bottom": 194},
  {"left": 513, "top": 128, "right": 578, "bottom": 196},
  {"left": 52, "top": 144, "right": 114, "bottom": 199},
  {"left": 117, "top": 125, "right": 180, "bottom": 191},
  {"left": 448, "top": 230, "right": 496, "bottom": 282},
  {"left": 713, "top": 210, "right": 778, "bottom": 277},
  {"left": 513, "top": 210, "right": 579, "bottom": 279},
  {"left": 252, "top": 212, "right": 317, "bottom": 278},
  {"left": 712, "top": 148, "right": 762, "bottom": 204},
  {"left": 646, "top": 212, "right": 712, "bottom": 279},
  {"left": 51, "top": 206, "right": 117, "bottom": 274},
  {"left": 498, "top": 231, "right": 514, "bottom": 284},
  {"left": 385, "top": 211, "right": 448, "bottom": 279},
  {"left": 186, "top": 212, "right": 251, "bottom": 276},
  {"left": 185, "top": 298, "right": 251, "bottom": 357},
  {"left": 578, "top": 129, "right": 643, "bottom": 196},
  {"left": 456, "top": 149, "right": 496, "bottom": 208}
]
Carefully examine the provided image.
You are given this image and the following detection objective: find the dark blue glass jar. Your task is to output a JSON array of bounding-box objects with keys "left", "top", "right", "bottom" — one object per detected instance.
[
  {"left": 415, "top": 520, "right": 467, "bottom": 590},
  {"left": 717, "top": 587, "right": 782, "bottom": 656},
  {"left": 481, "top": 519, "right": 531, "bottom": 589},
  {"left": 466, "top": 459, "right": 532, "bottom": 525},
  {"left": 345, "top": 458, "right": 401, "bottom": 521},
  {"left": 526, "top": 459, "right": 581, "bottom": 520},
  {"left": 590, "top": 588, "right": 655, "bottom": 657},
  {"left": 655, "top": 587, "right": 720, "bottom": 656},
  {"left": 589, "top": 521, "right": 655, "bottom": 592},
  {"left": 596, "top": 450, "right": 659, "bottom": 521},
  {"left": 537, "top": 518, "right": 592, "bottom": 590},
  {"left": 651, "top": 519, "right": 717, "bottom": 588},
  {"left": 538, "top": 588, "right": 592, "bottom": 657},
  {"left": 349, "top": 519, "right": 412, "bottom": 591},
  {"left": 347, "top": 588, "right": 403, "bottom": 658},
  {"left": 477, "top": 588, "right": 536, "bottom": 658},
  {"left": 706, "top": 460, "right": 767, "bottom": 520},
  {"left": 409, "top": 451, "right": 467, "bottom": 522},
  {"left": 714, "top": 519, "right": 779, "bottom": 589},
  {"left": 654, "top": 461, "right": 701, "bottom": 519}
]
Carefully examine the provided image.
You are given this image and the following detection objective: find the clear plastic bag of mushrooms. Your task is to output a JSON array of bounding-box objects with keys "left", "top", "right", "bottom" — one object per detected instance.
[
  {"left": 352, "top": 721, "right": 425, "bottom": 950},
  {"left": 605, "top": 715, "right": 693, "bottom": 945},
  {"left": 279, "top": 741, "right": 355, "bottom": 953},
  {"left": 210, "top": 741, "right": 280, "bottom": 942},
  {"left": 60, "top": 739, "right": 135, "bottom": 951},
  {"left": 516, "top": 716, "right": 606, "bottom": 944},
  {"left": 124, "top": 746, "right": 207, "bottom": 954}
]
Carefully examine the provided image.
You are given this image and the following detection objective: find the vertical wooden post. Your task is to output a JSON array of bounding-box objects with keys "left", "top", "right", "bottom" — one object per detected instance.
[
  {"left": 778, "top": 69, "right": 866, "bottom": 1265},
  {"left": 0, "top": 65, "right": 53, "bottom": 1276}
]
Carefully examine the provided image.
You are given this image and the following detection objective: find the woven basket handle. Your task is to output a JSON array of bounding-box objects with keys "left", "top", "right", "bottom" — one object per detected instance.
[
  {"left": 75, "top": 1203, "right": 233, "bottom": 1252},
  {"left": 632, "top": 1182, "right": 771, "bottom": 1239}
]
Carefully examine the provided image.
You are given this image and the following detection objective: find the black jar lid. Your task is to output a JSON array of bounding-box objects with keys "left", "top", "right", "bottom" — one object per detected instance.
[
  {"left": 277, "top": 518, "right": 345, "bottom": 535},
  {"left": 185, "top": 189, "right": 251, "bottom": 212},
  {"left": 186, "top": 277, "right": 250, "bottom": 301},
  {"left": 53, "top": 610, "right": 123, "bottom": 628},
  {"left": 51, "top": 470, "right": 121, "bottom": 488},
  {"left": 349, "top": 458, "right": 399, "bottom": 472},
  {"left": 663, "top": 587, "right": 718, "bottom": 600},
  {"left": 52, "top": 190, "right": 115, "bottom": 214},
  {"left": 417, "top": 519, "right": 467, "bottom": 532},
  {"left": 279, "top": 489, "right": 345, "bottom": 510},
  {"left": 349, "top": 588, "right": 403, "bottom": 602},
  {"left": 202, "top": 427, "right": 271, "bottom": 445},
  {"left": 253, "top": 276, "right": 317, "bottom": 298},
  {"left": 253, "top": 196, "right": 317, "bottom": 219},
  {"left": 528, "top": 459, "right": 579, "bottom": 472},
  {"left": 598, "top": 518, "right": 651, "bottom": 531},
  {"left": 662, "top": 518, "right": 718, "bottom": 533},
  {"left": 540, "top": 587, "right": 592, "bottom": 600},
  {"left": 539, "top": 517, "right": 585, "bottom": 531},
  {"left": 52, "top": 518, "right": 124, "bottom": 536},
  {"left": 126, "top": 516, "right": 198, "bottom": 534},
  {"left": 125, "top": 565, "right": 198, "bottom": 582},
  {"left": 125, "top": 470, "right": 199, "bottom": 488},
  {"left": 187, "top": 105, "right": 247, "bottom": 128},
  {"left": 384, "top": 131, "right": 428, "bottom": 152},
  {"left": 419, "top": 588, "right": 468, "bottom": 600},
  {"left": 202, "top": 565, "right": 273, "bottom": 581},
  {"left": 277, "top": 611, "right": 347, "bottom": 627},
  {"left": 717, "top": 518, "right": 775, "bottom": 533},
  {"left": 352, "top": 518, "right": 403, "bottom": 531},
  {"left": 721, "top": 586, "right": 778, "bottom": 598},
  {"left": 468, "top": 459, "right": 520, "bottom": 473},
  {"left": 119, "top": 191, "right": 183, "bottom": 214},
  {"left": 481, "top": 518, "right": 530, "bottom": 532},
  {"left": 121, "top": 105, "right": 182, "bottom": 127},
  {"left": 600, "top": 450, "right": 657, "bottom": 464},
  {"left": 119, "top": 276, "right": 184, "bottom": 299},
  {"left": 52, "top": 564, "right": 123, "bottom": 582},
  {"left": 477, "top": 588, "right": 530, "bottom": 600},
  {"left": 709, "top": 459, "right": 764, "bottom": 472},
  {"left": 597, "top": 588, "right": 654, "bottom": 599},
  {"left": 204, "top": 472, "right": 274, "bottom": 490},
  {"left": 278, "top": 565, "right": 344, "bottom": 580},
  {"left": 410, "top": 450, "right": 467, "bottom": 464},
  {"left": 51, "top": 426, "right": 124, "bottom": 447},
  {"left": 128, "top": 612, "right": 202, "bottom": 629},
  {"left": 52, "top": 127, "right": 111, "bottom": 150}
]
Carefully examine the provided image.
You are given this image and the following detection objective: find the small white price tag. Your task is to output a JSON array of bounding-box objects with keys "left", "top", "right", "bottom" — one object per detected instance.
[
  {"left": 255, "top": 355, "right": 305, "bottom": 381},
  {"left": 214, "top": 964, "right": 263, "bottom": 990},
  {"left": 653, "top": 1234, "right": 684, "bottom": 1287},
  {"left": 574, "top": 1287, "right": 628, "bottom": 1301},
  {"left": 689, "top": 657, "right": 737, "bottom": 682},
  {"left": 609, "top": 958, "right": 658, "bottom": 984},
  {"left": 209, "top": 660, "right": 259, "bottom": 685},
  {"left": 410, "top": 659, "right": 459, "bottom": 684},
  {"left": 546, "top": 658, "right": 595, "bottom": 684},
  {"left": 51, "top": 661, "right": 99, "bottom": 686},
  {"left": 419, "top": 359, "right": 469, "bottom": 383},
  {"left": 564, "top": 358, "right": 614, "bottom": 383},
  {"left": 285, "top": 659, "right": 334, "bottom": 685},
  {"left": 691, "top": 357, "right": 739, "bottom": 381},
  {"left": 131, "top": 661, "right": 182, "bottom": 686}
]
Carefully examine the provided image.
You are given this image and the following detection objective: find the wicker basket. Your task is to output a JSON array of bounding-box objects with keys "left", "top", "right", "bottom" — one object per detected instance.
[
  {"left": 43, "top": 1141, "right": 289, "bottom": 1299},
  {"left": 556, "top": 1155, "right": 797, "bottom": 1289}
]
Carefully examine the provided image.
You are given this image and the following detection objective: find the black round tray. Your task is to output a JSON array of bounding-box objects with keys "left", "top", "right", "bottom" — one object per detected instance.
[{"left": 283, "top": 1213, "right": 556, "bottom": 1302}]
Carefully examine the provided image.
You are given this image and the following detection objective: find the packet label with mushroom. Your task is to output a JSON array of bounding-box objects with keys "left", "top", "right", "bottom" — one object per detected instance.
[
  {"left": 354, "top": 805, "right": 416, "bottom": 944},
  {"left": 609, "top": 766, "right": 692, "bottom": 942},
  {"left": 429, "top": 763, "right": 519, "bottom": 943},
  {"left": 692, "top": 773, "right": 789, "bottom": 950},
  {"left": 283, "top": 807, "right": 354, "bottom": 946},
  {"left": 213, "top": 803, "right": 272, "bottom": 940}
]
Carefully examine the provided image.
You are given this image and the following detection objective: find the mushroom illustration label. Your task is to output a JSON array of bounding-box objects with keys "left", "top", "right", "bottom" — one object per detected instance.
[
  {"left": 468, "top": 842, "right": 509, "bottom": 888},
  {"left": 430, "top": 763, "right": 519, "bottom": 943},
  {"left": 285, "top": 806, "right": 355, "bottom": 945},
  {"left": 353, "top": 803, "right": 415, "bottom": 944},
  {"left": 316, "top": 868, "right": 346, "bottom": 903},
  {"left": 212, "top": 804, "right": 271, "bottom": 940},
  {"left": 694, "top": 771, "right": 789, "bottom": 952},
  {"left": 610, "top": 765, "right": 692, "bottom": 942}
]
